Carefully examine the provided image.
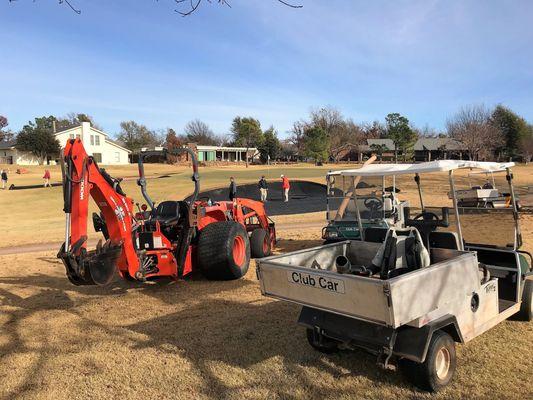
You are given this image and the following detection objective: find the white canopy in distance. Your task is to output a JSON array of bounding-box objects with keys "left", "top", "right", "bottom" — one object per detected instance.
[{"left": 328, "top": 160, "right": 515, "bottom": 178}]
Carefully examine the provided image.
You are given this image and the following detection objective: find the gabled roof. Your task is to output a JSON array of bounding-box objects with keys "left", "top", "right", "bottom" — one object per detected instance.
[
  {"left": 366, "top": 137, "right": 465, "bottom": 151},
  {"left": 0, "top": 140, "right": 16, "bottom": 150},
  {"left": 55, "top": 124, "right": 109, "bottom": 138},
  {"left": 413, "top": 137, "right": 463, "bottom": 151},
  {"left": 105, "top": 137, "right": 131, "bottom": 153}
]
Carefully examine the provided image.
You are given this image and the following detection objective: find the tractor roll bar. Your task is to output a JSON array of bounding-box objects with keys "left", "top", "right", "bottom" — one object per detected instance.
[{"left": 137, "top": 147, "right": 200, "bottom": 210}]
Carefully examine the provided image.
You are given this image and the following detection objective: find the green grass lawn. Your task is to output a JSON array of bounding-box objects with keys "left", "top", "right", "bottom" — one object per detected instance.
[{"left": 0, "top": 163, "right": 341, "bottom": 247}]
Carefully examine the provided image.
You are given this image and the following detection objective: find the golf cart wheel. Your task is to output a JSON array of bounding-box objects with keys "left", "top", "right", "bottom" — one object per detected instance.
[
  {"left": 518, "top": 279, "right": 533, "bottom": 321},
  {"left": 198, "top": 221, "right": 250, "bottom": 280},
  {"left": 399, "top": 330, "right": 456, "bottom": 392},
  {"left": 250, "top": 228, "right": 272, "bottom": 258},
  {"left": 306, "top": 328, "right": 339, "bottom": 354}
]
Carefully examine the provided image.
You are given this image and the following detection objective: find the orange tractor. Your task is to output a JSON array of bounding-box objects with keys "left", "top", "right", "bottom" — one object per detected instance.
[{"left": 58, "top": 139, "right": 276, "bottom": 285}]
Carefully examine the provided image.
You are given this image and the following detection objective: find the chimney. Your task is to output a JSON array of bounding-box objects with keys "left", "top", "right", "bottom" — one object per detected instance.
[{"left": 81, "top": 122, "right": 92, "bottom": 154}]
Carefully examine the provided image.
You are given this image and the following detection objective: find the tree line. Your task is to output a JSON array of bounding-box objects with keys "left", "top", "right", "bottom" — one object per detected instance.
[
  {"left": 1, "top": 104, "right": 532, "bottom": 165},
  {"left": 287, "top": 104, "right": 533, "bottom": 163}
]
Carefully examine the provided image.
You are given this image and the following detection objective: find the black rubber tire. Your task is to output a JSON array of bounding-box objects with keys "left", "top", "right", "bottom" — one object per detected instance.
[
  {"left": 197, "top": 221, "right": 250, "bottom": 280},
  {"left": 306, "top": 328, "right": 339, "bottom": 354},
  {"left": 399, "top": 330, "right": 456, "bottom": 392},
  {"left": 518, "top": 279, "right": 533, "bottom": 321},
  {"left": 250, "top": 228, "right": 271, "bottom": 258}
]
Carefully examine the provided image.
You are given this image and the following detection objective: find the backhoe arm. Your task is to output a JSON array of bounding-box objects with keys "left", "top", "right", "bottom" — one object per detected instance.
[{"left": 58, "top": 139, "right": 140, "bottom": 285}]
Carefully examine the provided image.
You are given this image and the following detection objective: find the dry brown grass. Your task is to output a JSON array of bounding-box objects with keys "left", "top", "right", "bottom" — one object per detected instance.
[
  {"left": 0, "top": 163, "right": 532, "bottom": 399},
  {"left": 0, "top": 224, "right": 532, "bottom": 400}
]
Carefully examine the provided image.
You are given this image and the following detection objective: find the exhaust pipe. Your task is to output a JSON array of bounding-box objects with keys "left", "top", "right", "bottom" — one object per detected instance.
[{"left": 335, "top": 255, "right": 352, "bottom": 274}]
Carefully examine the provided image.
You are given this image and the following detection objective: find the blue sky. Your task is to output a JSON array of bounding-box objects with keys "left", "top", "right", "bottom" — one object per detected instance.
[{"left": 1, "top": 0, "right": 532, "bottom": 139}]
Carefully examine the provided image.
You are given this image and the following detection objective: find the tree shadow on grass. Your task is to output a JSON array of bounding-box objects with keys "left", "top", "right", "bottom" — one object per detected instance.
[{"left": 126, "top": 298, "right": 412, "bottom": 399}]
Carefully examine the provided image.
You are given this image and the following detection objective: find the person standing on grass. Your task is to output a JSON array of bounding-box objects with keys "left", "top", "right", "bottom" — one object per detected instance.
[
  {"left": 229, "top": 176, "right": 237, "bottom": 201},
  {"left": 43, "top": 169, "right": 51, "bottom": 187},
  {"left": 281, "top": 174, "right": 290, "bottom": 202},
  {"left": 1, "top": 169, "right": 7, "bottom": 190},
  {"left": 258, "top": 175, "right": 268, "bottom": 202}
]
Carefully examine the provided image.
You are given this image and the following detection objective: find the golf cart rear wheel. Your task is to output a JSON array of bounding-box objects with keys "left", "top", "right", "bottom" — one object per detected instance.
[
  {"left": 198, "top": 221, "right": 250, "bottom": 280},
  {"left": 250, "top": 228, "right": 271, "bottom": 258},
  {"left": 399, "top": 330, "right": 456, "bottom": 392},
  {"left": 306, "top": 328, "right": 339, "bottom": 354},
  {"left": 518, "top": 279, "right": 533, "bottom": 321}
]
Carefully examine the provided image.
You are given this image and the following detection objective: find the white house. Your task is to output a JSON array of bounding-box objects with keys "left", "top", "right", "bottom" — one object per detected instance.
[
  {"left": 56, "top": 122, "right": 131, "bottom": 165},
  {"left": 0, "top": 122, "right": 131, "bottom": 166}
]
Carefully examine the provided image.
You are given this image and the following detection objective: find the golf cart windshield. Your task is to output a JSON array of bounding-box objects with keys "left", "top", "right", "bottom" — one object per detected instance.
[{"left": 326, "top": 174, "right": 396, "bottom": 223}]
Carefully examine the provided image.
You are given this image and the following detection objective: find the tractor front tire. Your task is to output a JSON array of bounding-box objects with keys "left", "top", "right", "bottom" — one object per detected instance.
[
  {"left": 399, "top": 330, "right": 456, "bottom": 392},
  {"left": 250, "top": 228, "right": 272, "bottom": 258},
  {"left": 198, "top": 221, "right": 250, "bottom": 280},
  {"left": 518, "top": 279, "right": 533, "bottom": 321}
]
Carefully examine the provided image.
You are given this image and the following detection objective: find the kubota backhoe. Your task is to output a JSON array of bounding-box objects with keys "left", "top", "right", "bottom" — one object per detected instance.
[{"left": 57, "top": 138, "right": 276, "bottom": 286}]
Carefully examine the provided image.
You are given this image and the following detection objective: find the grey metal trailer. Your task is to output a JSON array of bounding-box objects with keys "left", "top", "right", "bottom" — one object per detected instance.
[{"left": 257, "top": 160, "right": 532, "bottom": 392}]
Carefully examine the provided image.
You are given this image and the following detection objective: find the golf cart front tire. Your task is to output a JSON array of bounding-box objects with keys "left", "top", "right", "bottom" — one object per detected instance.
[
  {"left": 399, "top": 330, "right": 456, "bottom": 392},
  {"left": 518, "top": 279, "right": 533, "bottom": 321}
]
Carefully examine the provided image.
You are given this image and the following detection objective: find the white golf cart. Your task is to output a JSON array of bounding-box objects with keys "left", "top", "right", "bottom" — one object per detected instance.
[
  {"left": 257, "top": 160, "right": 532, "bottom": 392},
  {"left": 322, "top": 171, "right": 409, "bottom": 243},
  {"left": 452, "top": 166, "right": 522, "bottom": 209}
]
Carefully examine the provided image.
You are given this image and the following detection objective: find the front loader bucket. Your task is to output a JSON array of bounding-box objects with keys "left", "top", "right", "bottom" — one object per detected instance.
[{"left": 58, "top": 238, "right": 123, "bottom": 286}]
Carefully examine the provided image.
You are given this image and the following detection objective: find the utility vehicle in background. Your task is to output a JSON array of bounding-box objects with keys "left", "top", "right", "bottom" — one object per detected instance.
[
  {"left": 257, "top": 160, "right": 532, "bottom": 392},
  {"left": 451, "top": 167, "right": 522, "bottom": 209},
  {"left": 58, "top": 139, "right": 276, "bottom": 286},
  {"left": 322, "top": 168, "right": 408, "bottom": 243}
]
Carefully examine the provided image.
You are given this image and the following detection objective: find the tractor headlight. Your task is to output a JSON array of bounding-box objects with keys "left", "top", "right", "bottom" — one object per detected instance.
[{"left": 326, "top": 231, "right": 338, "bottom": 238}]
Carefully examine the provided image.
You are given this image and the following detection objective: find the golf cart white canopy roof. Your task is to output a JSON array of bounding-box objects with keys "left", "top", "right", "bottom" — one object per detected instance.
[{"left": 329, "top": 160, "right": 515, "bottom": 178}]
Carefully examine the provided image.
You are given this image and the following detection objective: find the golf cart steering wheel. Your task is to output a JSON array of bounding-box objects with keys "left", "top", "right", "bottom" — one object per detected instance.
[
  {"left": 364, "top": 198, "right": 383, "bottom": 211},
  {"left": 413, "top": 211, "right": 440, "bottom": 222}
]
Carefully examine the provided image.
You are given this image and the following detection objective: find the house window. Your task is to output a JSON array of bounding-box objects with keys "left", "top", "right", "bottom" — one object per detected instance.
[
  {"left": 114, "top": 152, "right": 120, "bottom": 163},
  {"left": 93, "top": 153, "right": 102, "bottom": 163},
  {"left": 95, "top": 135, "right": 100, "bottom": 145},
  {"left": 90, "top": 135, "right": 94, "bottom": 145}
]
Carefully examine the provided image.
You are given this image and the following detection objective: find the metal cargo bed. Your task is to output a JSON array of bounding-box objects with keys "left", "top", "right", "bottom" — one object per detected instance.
[{"left": 257, "top": 241, "right": 480, "bottom": 328}]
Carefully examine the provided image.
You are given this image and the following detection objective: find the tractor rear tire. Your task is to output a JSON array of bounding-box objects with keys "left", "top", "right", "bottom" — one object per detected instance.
[
  {"left": 518, "top": 279, "right": 533, "bottom": 321},
  {"left": 198, "top": 221, "right": 250, "bottom": 280},
  {"left": 250, "top": 228, "right": 272, "bottom": 258}
]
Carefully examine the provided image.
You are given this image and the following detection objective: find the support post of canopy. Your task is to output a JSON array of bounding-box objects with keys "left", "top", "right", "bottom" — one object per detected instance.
[
  {"left": 352, "top": 176, "right": 365, "bottom": 241},
  {"left": 505, "top": 168, "right": 522, "bottom": 249},
  {"left": 414, "top": 173, "right": 425, "bottom": 211},
  {"left": 449, "top": 170, "right": 464, "bottom": 251}
]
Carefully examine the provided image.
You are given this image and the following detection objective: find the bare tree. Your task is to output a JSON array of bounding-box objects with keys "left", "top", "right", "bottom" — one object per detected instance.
[
  {"left": 0, "top": 115, "right": 14, "bottom": 142},
  {"left": 330, "top": 119, "right": 365, "bottom": 162},
  {"left": 11, "top": 0, "right": 302, "bottom": 15},
  {"left": 446, "top": 105, "right": 504, "bottom": 161},
  {"left": 184, "top": 119, "right": 220, "bottom": 145},
  {"left": 288, "top": 120, "right": 307, "bottom": 156}
]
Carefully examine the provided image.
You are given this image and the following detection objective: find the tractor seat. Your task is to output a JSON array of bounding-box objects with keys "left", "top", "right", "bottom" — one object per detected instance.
[{"left": 151, "top": 201, "right": 188, "bottom": 227}]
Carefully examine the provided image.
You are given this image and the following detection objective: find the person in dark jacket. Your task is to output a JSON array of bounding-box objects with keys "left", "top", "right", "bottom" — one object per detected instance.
[
  {"left": 229, "top": 177, "right": 237, "bottom": 201},
  {"left": 1, "top": 169, "right": 7, "bottom": 190},
  {"left": 258, "top": 175, "right": 268, "bottom": 202}
]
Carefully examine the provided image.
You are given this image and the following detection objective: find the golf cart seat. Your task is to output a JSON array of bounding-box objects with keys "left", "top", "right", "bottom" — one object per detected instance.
[
  {"left": 372, "top": 227, "right": 430, "bottom": 279},
  {"left": 363, "top": 227, "right": 388, "bottom": 243},
  {"left": 428, "top": 231, "right": 460, "bottom": 250}
]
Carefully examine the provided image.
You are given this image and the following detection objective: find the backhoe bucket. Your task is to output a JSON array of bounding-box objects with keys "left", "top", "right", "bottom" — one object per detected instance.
[{"left": 58, "top": 238, "right": 122, "bottom": 286}]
